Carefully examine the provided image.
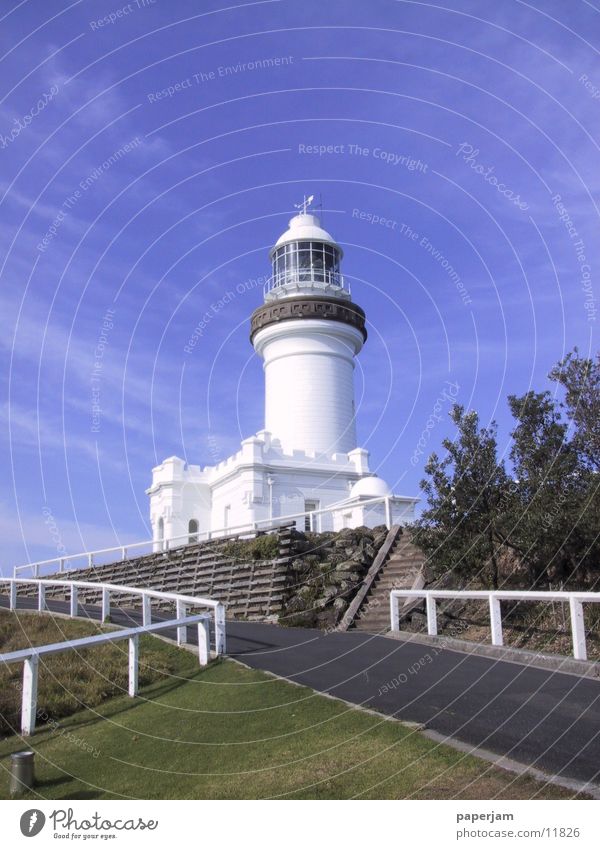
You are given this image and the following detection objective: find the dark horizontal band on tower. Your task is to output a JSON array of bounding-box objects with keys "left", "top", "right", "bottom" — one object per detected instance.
[{"left": 250, "top": 296, "right": 368, "bottom": 343}]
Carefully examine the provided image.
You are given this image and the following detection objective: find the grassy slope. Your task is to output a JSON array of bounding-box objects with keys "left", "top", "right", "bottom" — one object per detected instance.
[
  {"left": 0, "top": 610, "right": 199, "bottom": 736},
  {"left": 0, "top": 656, "right": 586, "bottom": 800}
]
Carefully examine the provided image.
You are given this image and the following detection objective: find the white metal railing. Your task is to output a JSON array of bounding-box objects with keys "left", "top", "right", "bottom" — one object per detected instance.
[
  {"left": 1, "top": 611, "right": 212, "bottom": 736},
  {"left": 13, "top": 495, "right": 402, "bottom": 578},
  {"left": 2, "top": 578, "right": 226, "bottom": 656},
  {"left": 264, "top": 269, "right": 348, "bottom": 297},
  {"left": 260, "top": 493, "right": 396, "bottom": 535},
  {"left": 390, "top": 589, "right": 600, "bottom": 662}
]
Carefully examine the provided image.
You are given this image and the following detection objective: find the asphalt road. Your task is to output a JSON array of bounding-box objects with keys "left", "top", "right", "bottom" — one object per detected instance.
[{"left": 2, "top": 595, "right": 600, "bottom": 789}]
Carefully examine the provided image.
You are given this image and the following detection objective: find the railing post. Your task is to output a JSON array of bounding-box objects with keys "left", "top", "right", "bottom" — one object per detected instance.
[
  {"left": 9, "top": 582, "right": 17, "bottom": 611},
  {"left": 70, "top": 585, "right": 78, "bottom": 618},
  {"left": 569, "top": 597, "right": 587, "bottom": 660},
  {"left": 214, "top": 603, "right": 226, "bottom": 655},
  {"left": 390, "top": 593, "right": 399, "bottom": 632},
  {"left": 101, "top": 588, "right": 110, "bottom": 622},
  {"left": 38, "top": 584, "right": 46, "bottom": 613},
  {"left": 176, "top": 600, "right": 187, "bottom": 645},
  {"left": 142, "top": 593, "right": 151, "bottom": 627},
  {"left": 21, "top": 655, "right": 39, "bottom": 736},
  {"left": 128, "top": 635, "right": 139, "bottom": 697},
  {"left": 384, "top": 497, "right": 392, "bottom": 529},
  {"left": 489, "top": 594, "right": 503, "bottom": 646},
  {"left": 426, "top": 594, "right": 438, "bottom": 636},
  {"left": 197, "top": 619, "right": 210, "bottom": 665}
]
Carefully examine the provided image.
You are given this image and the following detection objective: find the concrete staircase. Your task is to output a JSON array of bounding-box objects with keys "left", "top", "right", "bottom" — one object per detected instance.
[
  {"left": 14, "top": 528, "right": 294, "bottom": 621},
  {"left": 352, "top": 529, "right": 427, "bottom": 633}
]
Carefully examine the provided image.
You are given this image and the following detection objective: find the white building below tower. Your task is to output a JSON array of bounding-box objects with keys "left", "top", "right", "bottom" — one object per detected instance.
[{"left": 147, "top": 203, "right": 418, "bottom": 547}]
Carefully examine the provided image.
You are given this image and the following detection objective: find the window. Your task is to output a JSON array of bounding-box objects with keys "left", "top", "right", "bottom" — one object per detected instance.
[
  {"left": 285, "top": 243, "right": 298, "bottom": 275},
  {"left": 311, "top": 242, "right": 325, "bottom": 278},
  {"left": 223, "top": 505, "right": 231, "bottom": 529},
  {"left": 157, "top": 517, "right": 164, "bottom": 550},
  {"left": 297, "top": 241, "right": 311, "bottom": 281},
  {"left": 324, "top": 245, "right": 339, "bottom": 277},
  {"left": 304, "top": 500, "right": 319, "bottom": 532},
  {"left": 188, "top": 519, "right": 199, "bottom": 544}
]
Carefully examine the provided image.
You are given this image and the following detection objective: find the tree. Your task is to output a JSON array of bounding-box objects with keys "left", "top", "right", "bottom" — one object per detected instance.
[
  {"left": 416, "top": 404, "right": 511, "bottom": 588},
  {"left": 416, "top": 351, "right": 600, "bottom": 590},
  {"left": 507, "top": 391, "right": 583, "bottom": 586},
  {"left": 550, "top": 349, "right": 600, "bottom": 472},
  {"left": 548, "top": 350, "right": 600, "bottom": 587}
]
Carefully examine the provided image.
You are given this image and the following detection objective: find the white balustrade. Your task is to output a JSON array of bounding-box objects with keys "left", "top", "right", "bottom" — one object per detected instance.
[
  {"left": 13, "top": 494, "right": 405, "bottom": 579},
  {"left": 390, "top": 589, "right": 600, "bottom": 661},
  {"left": 0, "top": 577, "right": 221, "bottom": 735}
]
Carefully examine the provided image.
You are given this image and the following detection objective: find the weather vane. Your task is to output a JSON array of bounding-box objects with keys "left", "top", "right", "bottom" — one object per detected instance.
[{"left": 294, "top": 194, "right": 315, "bottom": 215}]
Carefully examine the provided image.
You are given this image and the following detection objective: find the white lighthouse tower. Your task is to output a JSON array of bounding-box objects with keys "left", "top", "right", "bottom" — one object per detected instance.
[
  {"left": 147, "top": 199, "right": 417, "bottom": 547},
  {"left": 251, "top": 202, "right": 365, "bottom": 456}
]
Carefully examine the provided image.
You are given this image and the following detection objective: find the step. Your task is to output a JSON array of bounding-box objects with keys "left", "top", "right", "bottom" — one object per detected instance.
[
  {"left": 380, "top": 555, "right": 424, "bottom": 566},
  {"left": 356, "top": 610, "right": 393, "bottom": 622},
  {"left": 383, "top": 559, "right": 425, "bottom": 569},
  {"left": 356, "top": 620, "right": 391, "bottom": 629},
  {"left": 382, "top": 553, "right": 422, "bottom": 562},
  {"left": 374, "top": 575, "right": 422, "bottom": 585}
]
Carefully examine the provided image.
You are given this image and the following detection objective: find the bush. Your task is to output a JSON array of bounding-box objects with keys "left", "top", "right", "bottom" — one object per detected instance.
[{"left": 223, "top": 533, "right": 280, "bottom": 561}]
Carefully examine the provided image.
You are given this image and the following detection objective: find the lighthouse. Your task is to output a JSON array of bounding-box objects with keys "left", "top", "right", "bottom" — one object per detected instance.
[
  {"left": 147, "top": 199, "right": 418, "bottom": 547},
  {"left": 251, "top": 206, "right": 366, "bottom": 456}
]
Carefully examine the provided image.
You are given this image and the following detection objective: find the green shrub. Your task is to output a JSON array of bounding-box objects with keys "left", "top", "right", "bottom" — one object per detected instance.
[{"left": 223, "top": 534, "right": 280, "bottom": 561}]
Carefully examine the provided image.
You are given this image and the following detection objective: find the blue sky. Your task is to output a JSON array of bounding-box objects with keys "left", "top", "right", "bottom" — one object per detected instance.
[{"left": 1, "top": 0, "right": 598, "bottom": 572}]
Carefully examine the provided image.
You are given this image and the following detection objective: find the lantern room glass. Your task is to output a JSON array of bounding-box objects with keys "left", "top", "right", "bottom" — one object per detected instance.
[{"left": 272, "top": 241, "right": 341, "bottom": 288}]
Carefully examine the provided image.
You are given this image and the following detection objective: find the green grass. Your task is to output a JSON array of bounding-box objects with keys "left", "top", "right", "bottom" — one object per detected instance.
[
  {"left": 0, "top": 610, "right": 199, "bottom": 736},
  {"left": 0, "top": 655, "right": 587, "bottom": 800}
]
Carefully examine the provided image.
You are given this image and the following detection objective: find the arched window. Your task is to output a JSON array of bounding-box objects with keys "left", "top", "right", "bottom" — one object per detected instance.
[{"left": 188, "top": 518, "right": 199, "bottom": 544}]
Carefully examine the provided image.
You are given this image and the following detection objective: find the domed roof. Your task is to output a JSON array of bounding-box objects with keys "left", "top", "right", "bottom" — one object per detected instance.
[
  {"left": 270, "top": 213, "right": 343, "bottom": 257},
  {"left": 350, "top": 476, "right": 392, "bottom": 498}
]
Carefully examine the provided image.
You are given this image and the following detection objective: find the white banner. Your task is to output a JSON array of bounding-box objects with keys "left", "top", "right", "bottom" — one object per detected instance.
[{"left": 1, "top": 799, "right": 598, "bottom": 847}]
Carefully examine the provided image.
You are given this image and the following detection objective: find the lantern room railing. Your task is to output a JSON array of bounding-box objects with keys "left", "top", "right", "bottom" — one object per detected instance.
[{"left": 264, "top": 269, "right": 349, "bottom": 298}]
